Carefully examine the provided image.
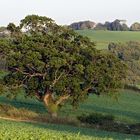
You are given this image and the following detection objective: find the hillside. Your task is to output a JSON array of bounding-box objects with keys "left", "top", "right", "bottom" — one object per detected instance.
[{"left": 77, "top": 30, "right": 140, "bottom": 49}]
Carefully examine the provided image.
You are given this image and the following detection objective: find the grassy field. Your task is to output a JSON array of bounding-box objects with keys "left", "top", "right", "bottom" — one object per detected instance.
[
  {"left": 0, "top": 89, "right": 140, "bottom": 124},
  {"left": 77, "top": 30, "right": 140, "bottom": 49},
  {"left": 0, "top": 119, "right": 140, "bottom": 140}
]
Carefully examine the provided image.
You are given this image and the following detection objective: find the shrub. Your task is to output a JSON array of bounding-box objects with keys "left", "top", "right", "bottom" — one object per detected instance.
[{"left": 77, "top": 113, "right": 114, "bottom": 125}]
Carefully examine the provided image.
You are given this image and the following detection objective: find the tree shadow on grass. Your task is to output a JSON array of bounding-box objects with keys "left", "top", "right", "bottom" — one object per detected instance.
[
  {"left": 0, "top": 96, "right": 46, "bottom": 114},
  {"left": 79, "top": 104, "right": 140, "bottom": 122}
]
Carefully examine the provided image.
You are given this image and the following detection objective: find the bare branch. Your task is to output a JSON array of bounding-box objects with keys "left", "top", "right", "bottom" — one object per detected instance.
[
  {"left": 35, "top": 91, "right": 43, "bottom": 102},
  {"left": 14, "top": 68, "right": 46, "bottom": 78},
  {"left": 50, "top": 70, "right": 64, "bottom": 88},
  {"left": 84, "top": 86, "right": 92, "bottom": 92},
  {"left": 82, "top": 81, "right": 93, "bottom": 93},
  {"left": 56, "top": 94, "right": 70, "bottom": 105},
  {"left": 53, "top": 73, "right": 63, "bottom": 86}
]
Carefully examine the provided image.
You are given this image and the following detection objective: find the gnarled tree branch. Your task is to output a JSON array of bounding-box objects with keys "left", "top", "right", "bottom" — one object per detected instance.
[
  {"left": 35, "top": 90, "right": 43, "bottom": 102},
  {"left": 55, "top": 94, "right": 70, "bottom": 105},
  {"left": 14, "top": 68, "right": 46, "bottom": 78},
  {"left": 50, "top": 69, "right": 64, "bottom": 88}
]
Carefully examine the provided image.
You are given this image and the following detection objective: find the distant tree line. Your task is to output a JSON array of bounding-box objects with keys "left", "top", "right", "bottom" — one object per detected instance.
[
  {"left": 95, "top": 19, "right": 129, "bottom": 31},
  {"left": 1, "top": 20, "right": 140, "bottom": 32},
  {"left": 69, "top": 19, "right": 140, "bottom": 31},
  {"left": 69, "top": 21, "right": 96, "bottom": 30}
]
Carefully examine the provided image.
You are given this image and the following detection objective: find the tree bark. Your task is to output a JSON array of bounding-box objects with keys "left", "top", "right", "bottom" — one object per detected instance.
[
  {"left": 43, "top": 91, "right": 58, "bottom": 118},
  {"left": 42, "top": 91, "right": 70, "bottom": 118}
]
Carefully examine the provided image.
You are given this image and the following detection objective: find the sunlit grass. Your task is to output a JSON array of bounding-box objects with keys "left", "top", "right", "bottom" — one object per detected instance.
[
  {"left": 77, "top": 30, "right": 140, "bottom": 49},
  {"left": 0, "top": 119, "right": 139, "bottom": 140}
]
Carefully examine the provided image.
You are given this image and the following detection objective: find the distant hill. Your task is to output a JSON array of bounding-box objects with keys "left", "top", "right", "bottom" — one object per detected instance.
[
  {"left": 69, "top": 21, "right": 96, "bottom": 30},
  {"left": 76, "top": 30, "right": 140, "bottom": 49}
]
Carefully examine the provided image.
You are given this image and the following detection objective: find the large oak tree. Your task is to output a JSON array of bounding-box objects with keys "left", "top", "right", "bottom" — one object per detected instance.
[{"left": 0, "top": 15, "right": 126, "bottom": 117}]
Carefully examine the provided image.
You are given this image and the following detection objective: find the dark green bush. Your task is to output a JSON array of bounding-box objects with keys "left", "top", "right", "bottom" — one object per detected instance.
[{"left": 77, "top": 113, "right": 114, "bottom": 124}]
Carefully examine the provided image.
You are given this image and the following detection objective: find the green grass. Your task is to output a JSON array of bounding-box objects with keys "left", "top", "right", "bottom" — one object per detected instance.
[
  {"left": 0, "top": 119, "right": 140, "bottom": 140},
  {"left": 0, "top": 90, "right": 140, "bottom": 124},
  {"left": 59, "top": 90, "right": 140, "bottom": 123},
  {"left": 77, "top": 30, "right": 140, "bottom": 49}
]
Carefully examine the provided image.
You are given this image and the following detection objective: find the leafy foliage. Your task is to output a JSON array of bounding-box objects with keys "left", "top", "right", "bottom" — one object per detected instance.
[
  {"left": 0, "top": 15, "right": 125, "bottom": 115},
  {"left": 108, "top": 41, "right": 140, "bottom": 84},
  {"left": 130, "top": 22, "right": 140, "bottom": 31}
]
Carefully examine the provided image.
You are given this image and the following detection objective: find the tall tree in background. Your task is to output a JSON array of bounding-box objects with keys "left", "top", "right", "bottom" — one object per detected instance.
[
  {"left": 95, "top": 20, "right": 129, "bottom": 31},
  {"left": 0, "top": 15, "right": 126, "bottom": 117},
  {"left": 130, "top": 22, "right": 140, "bottom": 31}
]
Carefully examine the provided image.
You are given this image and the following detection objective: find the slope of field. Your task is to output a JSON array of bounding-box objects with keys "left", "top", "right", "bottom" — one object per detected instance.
[
  {"left": 77, "top": 30, "right": 140, "bottom": 49},
  {"left": 0, "top": 90, "right": 140, "bottom": 123},
  {"left": 0, "top": 119, "right": 140, "bottom": 140}
]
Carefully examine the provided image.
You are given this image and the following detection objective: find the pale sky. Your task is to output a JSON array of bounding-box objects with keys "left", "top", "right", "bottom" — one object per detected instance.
[{"left": 0, "top": 0, "right": 140, "bottom": 26}]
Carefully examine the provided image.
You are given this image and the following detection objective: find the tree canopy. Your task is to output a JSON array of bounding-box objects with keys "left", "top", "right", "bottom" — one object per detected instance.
[
  {"left": 0, "top": 15, "right": 126, "bottom": 117},
  {"left": 130, "top": 22, "right": 140, "bottom": 31}
]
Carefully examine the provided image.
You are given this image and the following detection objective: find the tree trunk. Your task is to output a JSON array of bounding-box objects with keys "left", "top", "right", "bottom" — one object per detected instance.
[
  {"left": 42, "top": 90, "right": 70, "bottom": 118},
  {"left": 43, "top": 92, "right": 58, "bottom": 118}
]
